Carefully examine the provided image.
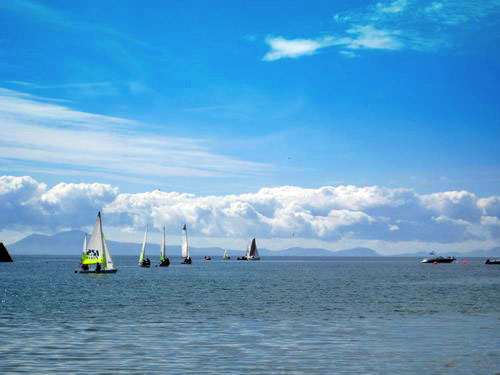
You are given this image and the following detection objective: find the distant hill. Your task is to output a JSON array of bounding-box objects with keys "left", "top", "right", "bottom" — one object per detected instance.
[
  {"left": 7, "top": 231, "right": 382, "bottom": 256},
  {"left": 6, "top": 231, "right": 500, "bottom": 257}
]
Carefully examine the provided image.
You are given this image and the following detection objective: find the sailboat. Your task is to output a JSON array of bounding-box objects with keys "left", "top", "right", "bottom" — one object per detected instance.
[
  {"left": 237, "top": 238, "right": 260, "bottom": 260},
  {"left": 246, "top": 238, "right": 260, "bottom": 260},
  {"left": 181, "top": 224, "right": 192, "bottom": 264},
  {"left": 79, "top": 212, "right": 117, "bottom": 273},
  {"left": 159, "top": 225, "right": 170, "bottom": 267},
  {"left": 222, "top": 248, "right": 230, "bottom": 260},
  {"left": 139, "top": 226, "right": 151, "bottom": 267}
]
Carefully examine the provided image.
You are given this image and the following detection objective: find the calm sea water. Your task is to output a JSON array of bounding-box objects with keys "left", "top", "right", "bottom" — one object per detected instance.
[{"left": 1, "top": 255, "right": 499, "bottom": 374}]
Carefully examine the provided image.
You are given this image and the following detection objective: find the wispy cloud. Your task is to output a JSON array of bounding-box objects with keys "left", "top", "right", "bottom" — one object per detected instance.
[
  {"left": 0, "top": 88, "right": 273, "bottom": 183},
  {"left": 263, "top": 36, "right": 345, "bottom": 61},
  {"left": 263, "top": 0, "right": 500, "bottom": 61},
  {"left": 263, "top": 25, "right": 402, "bottom": 61}
]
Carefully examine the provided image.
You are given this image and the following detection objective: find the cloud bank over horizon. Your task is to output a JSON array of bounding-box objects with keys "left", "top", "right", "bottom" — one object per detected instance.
[{"left": 2, "top": 176, "right": 499, "bottom": 247}]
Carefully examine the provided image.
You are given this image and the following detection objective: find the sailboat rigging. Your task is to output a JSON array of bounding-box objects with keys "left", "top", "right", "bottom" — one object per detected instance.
[
  {"left": 79, "top": 212, "right": 117, "bottom": 273},
  {"left": 159, "top": 225, "right": 170, "bottom": 267},
  {"left": 181, "top": 224, "right": 192, "bottom": 264},
  {"left": 139, "top": 226, "right": 151, "bottom": 267}
]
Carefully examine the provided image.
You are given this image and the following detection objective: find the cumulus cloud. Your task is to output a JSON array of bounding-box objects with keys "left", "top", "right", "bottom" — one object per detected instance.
[
  {"left": 2, "top": 175, "right": 500, "bottom": 243},
  {"left": 0, "top": 176, "right": 118, "bottom": 231}
]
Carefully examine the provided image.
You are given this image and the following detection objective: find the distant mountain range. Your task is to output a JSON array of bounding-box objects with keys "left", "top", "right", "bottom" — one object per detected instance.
[{"left": 4, "top": 230, "right": 500, "bottom": 257}]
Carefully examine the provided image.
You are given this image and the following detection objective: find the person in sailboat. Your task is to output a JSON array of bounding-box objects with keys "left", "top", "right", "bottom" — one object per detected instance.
[
  {"left": 81, "top": 262, "right": 89, "bottom": 271},
  {"left": 95, "top": 263, "right": 101, "bottom": 272},
  {"left": 160, "top": 258, "right": 170, "bottom": 266}
]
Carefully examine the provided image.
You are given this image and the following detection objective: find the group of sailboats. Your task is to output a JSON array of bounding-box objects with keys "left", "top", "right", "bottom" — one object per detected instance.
[
  {"left": 138, "top": 225, "right": 175, "bottom": 267},
  {"left": 78, "top": 212, "right": 260, "bottom": 273}
]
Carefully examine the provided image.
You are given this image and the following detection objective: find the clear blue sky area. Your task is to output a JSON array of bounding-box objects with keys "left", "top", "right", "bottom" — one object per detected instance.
[{"left": 1, "top": 0, "right": 499, "bottom": 195}]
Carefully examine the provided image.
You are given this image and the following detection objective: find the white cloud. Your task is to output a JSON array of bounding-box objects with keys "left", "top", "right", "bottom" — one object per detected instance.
[
  {"left": 263, "top": 26, "right": 402, "bottom": 61},
  {"left": 263, "top": 0, "right": 500, "bottom": 60},
  {"left": 345, "top": 25, "right": 402, "bottom": 50},
  {"left": 377, "top": 0, "right": 409, "bottom": 14},
  {"left": 0, "top": 88, "right": 273, "bottom": 182},
  {"left": 263, "top": 36, "right": 342, "bottom": 61},
  {"left": 3, "top": 176, "right": 500, "bottom": 245}
]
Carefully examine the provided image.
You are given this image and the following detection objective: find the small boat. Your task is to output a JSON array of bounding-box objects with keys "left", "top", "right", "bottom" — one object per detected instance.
[
  {"left": 238, "top": 238, "right": 260, "bottom": 260},
  {"left": 158, "top": 226, "right": 170, "bottom": 267},
  {"left": 222, "top": 248, "right": 230, "bottom": 260},
  {"left": 79, "top": 212, "right": 117, "bottom": 273},
  {"left": 421, "top": 251, "right": 456, "bottom": 263},
  {"left": 0, "top": 242, "right": 13, "bottom": 262},
  {"left": 485, "top": 258, "right": 500, "bottom": 264},
  {"left": 181, "top": 224, "right": 192, "bottom": 264},
  {"left": 138, "top": 226, "right": 151, "bottom": 267},
  {"left": 204, "top": 256, "right": 212, "bottom": 260}
]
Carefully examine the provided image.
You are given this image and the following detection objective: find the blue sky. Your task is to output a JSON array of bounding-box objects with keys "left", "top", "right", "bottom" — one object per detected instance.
[{"left": 1, "top": 0, "right": 500, "bottom": 252}]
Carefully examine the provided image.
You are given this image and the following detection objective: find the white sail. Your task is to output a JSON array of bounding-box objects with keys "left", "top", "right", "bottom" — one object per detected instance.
[
  {"left": 181, "top": 224, "right": 189, "bottom": 258},
  {"left": 139, "top": 226, "right": 148, "bottom": 264},
  {"left": 223, "top": 248, "right": 229, "bottom": 259},
  {"left": 160, "top": 226, "right": 166, "bottom": 260},
  {"left": 81, "top": 233, "right": 87, "bottom": 259},
  {"left": 83, "top": 212, "right": 105, "bottom": 264},
  {"left": 102, "top": 234, "right": 115, "bottom": 270},
  {"left": 245, "top": 240, "right": 251, "bottom": 258}
]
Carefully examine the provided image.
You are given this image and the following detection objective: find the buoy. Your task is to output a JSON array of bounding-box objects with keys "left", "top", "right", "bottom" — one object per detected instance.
[
  {"left": 433, "top": 261, "right": 438, "bottom": 264},
  {"left": 463, "top": 260, "right": 467, "bottom": 264}
]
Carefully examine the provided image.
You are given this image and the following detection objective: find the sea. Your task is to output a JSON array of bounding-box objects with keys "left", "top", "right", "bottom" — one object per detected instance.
[{"left": 1, "top": 255, "right": 499, "bottom": 375}]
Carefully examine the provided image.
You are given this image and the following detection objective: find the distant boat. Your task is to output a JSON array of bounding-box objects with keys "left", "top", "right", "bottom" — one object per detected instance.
[
  {"left": 0, "top": 242, "right": 13, "bottom": 262},
  {"left": 204, "top": 256, "right": 212, "bottom": 260},
  {"left": 421, "top": 252, "right": 456, "bottom": 263},
  {"left": 222, "top": 248, "right": 230, "bottom": 260},
  {"left": 159, "top": 226, "right": 170, "bottom": 267},
  {"left": 79, "top": 212, "right": 117, "bottom": 273},
  {"left": 181, "top": 224, "right": 192, "bottom": 264},
  {"left": 139, "top": 226, "right": 151, "bottom": 267},
  {"left": 485, "top": 258, "right": 500, "bottom": 264},
  {"left": 237, "top": 238, "right": 260, "bottom": 260}
]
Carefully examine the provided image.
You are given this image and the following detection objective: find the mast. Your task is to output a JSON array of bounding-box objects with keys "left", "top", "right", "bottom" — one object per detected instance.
[{"left": 160, "top": 226, "right": 166, "bottom": 260}]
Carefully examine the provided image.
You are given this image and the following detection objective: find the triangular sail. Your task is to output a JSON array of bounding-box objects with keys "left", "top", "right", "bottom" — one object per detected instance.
[
  {"left": 249, "top": 238, "right": 258, "bottom": 257},
  {"left": 245, "top": 240, "right": 251, "bottom": 258},
  {"left": 223, "top": 248, "right": 229, "bottom": 259},
  {"left": 160, "top": 226, "right": 166, "bottom": 261},
  {"left": 102, "top": 234, "right": 115, "bottom": 270},
  {"left": 181, "top": 224, "right": 189, "bottom": 258},
  {"left": 139, "top": 226, "right": 148, "bottom": 264},
  {"left": 80, "top": 233, "right": 87, "bottom": 263},
  {"left": 82, "top": 212, "right": 105, "bottom": 264},
  {"left": 248, "top": 238, "right": 259, "bottom": 258}
]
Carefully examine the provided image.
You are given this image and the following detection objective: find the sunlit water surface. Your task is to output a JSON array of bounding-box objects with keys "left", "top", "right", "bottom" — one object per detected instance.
[{"left": 1, "top": 256, "right": 499, "bottom": 374}]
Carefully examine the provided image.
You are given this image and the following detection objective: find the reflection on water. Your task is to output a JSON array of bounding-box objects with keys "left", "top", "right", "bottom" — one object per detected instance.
[{"left": 1, "top": 256, "right": 499, "bottom": 374}]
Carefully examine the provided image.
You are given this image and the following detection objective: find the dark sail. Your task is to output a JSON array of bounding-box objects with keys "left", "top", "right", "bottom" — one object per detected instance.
[
  {"left": 0, "top": 242, "right": 13, "bottom": 262},
  {"left": 249, "top": 238, "right": 257, "bottom": 257}
]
